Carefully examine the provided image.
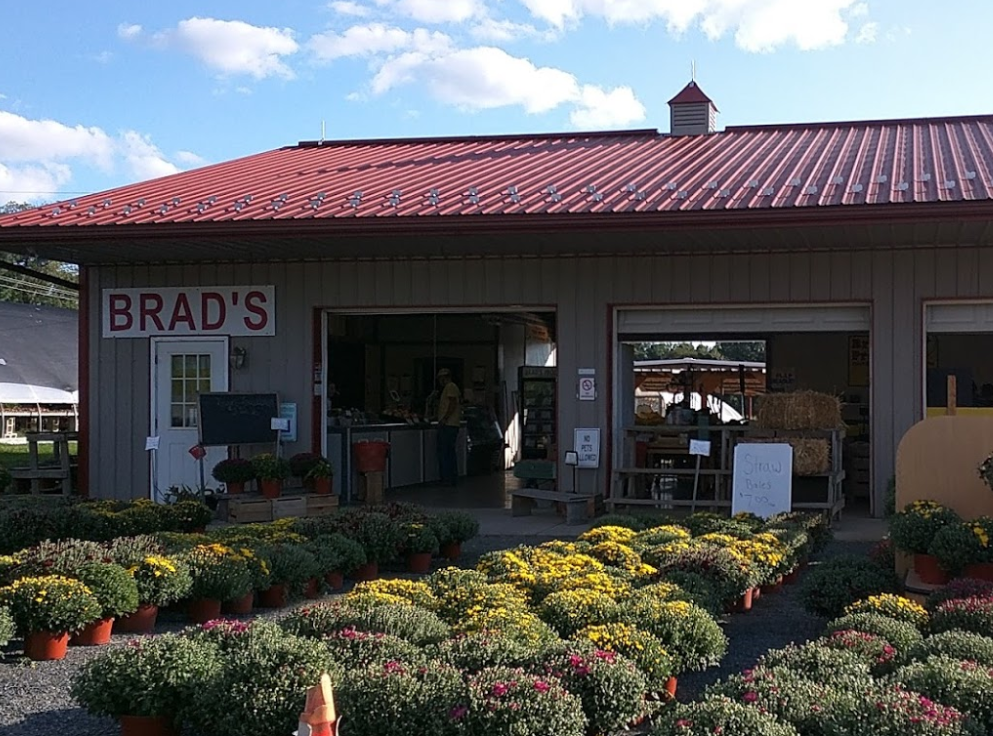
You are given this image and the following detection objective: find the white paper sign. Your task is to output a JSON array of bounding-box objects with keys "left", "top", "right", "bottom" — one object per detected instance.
[
  {"left": 279, "top": 403, "right": 298, "bottom": 443},
  {"left": 732, "top": 443, "right": 793, "bottom": 518},
  {"left": 574, "top": 428, "right": 600, "bottom": 468},
  {"left": 271, "top": 417, "right": 291, "bottom": 432},
  {"left": 145, "top": 436, "right": 160, "bottom": 451},
  {"left": 102, "top": 286, "right": 275, "bottom": 337},
  {"left": 689, "top": 439, "right": 712, "bottom": 457}
]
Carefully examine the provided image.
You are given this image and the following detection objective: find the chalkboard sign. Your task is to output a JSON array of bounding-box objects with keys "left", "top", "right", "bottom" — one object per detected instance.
[
  {"left": 731, "top": 443, "right": 793, "bottom": 518},
  {"left": 199, "top": 392, "right": 279, "bottom": 447}
]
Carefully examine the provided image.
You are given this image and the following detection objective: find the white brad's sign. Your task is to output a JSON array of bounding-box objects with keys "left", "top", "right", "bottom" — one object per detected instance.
[{"left": 102, "top": 286, "right": 276, "bottom": 338}]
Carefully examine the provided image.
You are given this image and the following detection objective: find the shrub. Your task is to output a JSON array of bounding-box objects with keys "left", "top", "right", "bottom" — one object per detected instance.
[
  {"left": 869, "top": 538, "right": 896, "bottom": 570},
  {"left": 588, "top": 514, "right": 647, "bottom": 532},
  {"left": 755, "top": 643, "right": 872, "bottom": 685},
  {"left": 106, "top": 535, "right": 165, "bottom": 566},
  {"left": 926, "top": 578, "right": 993, "bottom": 611},
  {"left": 464, "top": 666, "right": 587, "bottom": 736},
  {"left": 324, "top": 627, "right": 427, "bottom": 668},
  {"left": 433, "top": 582, "right": 530, "bottom": 625},
  {"left": 184, "top": 618, "right": 287, "bottom": 652},
  {"left": 432, "top": 510, "right": 480, "bottom": 545},
  {"left": 537, "top": 641, "right": 650, "bottom": 734},
  {"left": 74, "top": 562, "right": 140, "bottom": 619},
  {"left": 630, "top": 524, "right": 691, "bottom": 551},
  {"left": 0, "top": 575, "right": 101, "bottom": 635},
  {"left": 818, "top": 629, "right": 899, "bottom": 675},
  {"left": 651, "top": 570, "right": 723, "bottom": 616},
  {"left": 309, "top": 533, "right": 366, "bottom": 575},
  {"left": 888, "top": 655, "right": 993, "bottom": 733},
  {"left": 400, "top": 521, "right": 440, "bottom": 555},
  {"left": 0, "top": 606, "right": 14, "bottom": 647},
  {"left": 128, "top": 554, "right": 192, "bottom": 607},
  {"left": 574, "top": 623, "right": 674, "bottom": 691},
  {"left": 654, "top": 544, "right": 751, "bottom": 603},
  {"left": 652, "top": 695, "right": 800, "bottom": 736},
  {"left": 931, "top": 596, "right": 993, "bottom": 638},
  {"left": 538, "top": 588, "right": 621, "bottom": 637},
  {"left": 288, "top": 452, "right": 324, "bottom": 479},
  {"left": 844, "top": 594, "right": 930, "bottom": 630},
  {"left": 349, "top": 578, "right": 437, "bottom": 609},
  {"left": 187, "top": 633, "right": 339, "bottom": 736},
  {"left": 428, "top": 566, "right": 489, "bottom": 594},
  {"left": 338, "top": 659, "right": 467, "bottom": 736},
  {"left": 451, "top": 606, "right": 557, "bottom": 646},
  {"left": 336, "top": 511, "right": 403, "bottom": 564},
  {"left": 901, "top": 630, "right": 993, "bottom": 668},
  {"left": 819, "top": 683, "right": 972, "bottom": 736},
  {"left": 889, "top": 500, "right": 961, "bottom": 555},
  {"left": 251, "top": 453, "right": 290, "bottom": 481},
  {"left": 621, "top": 597, "right": 727, "bottom": 673},
  {"left": 0, "top": 465, "right": 11, "bottom": 493},
  {"left": 705, "top": 666, "right": 846, "bottom": 736},
  {"left": 798, "top": 555, "right": 899, "bottom": 618},
  {"left": 430, "top": 632, "right": 536, "bottom": 673},
  {"left": 265, "top": 543, "right": 321, "bottom": 593},
  {"left": 184, "top": 544, "right": 253, "bottom": 601},
  {"left": 71, "top": 634, "right": 221, "bottom": 721},
  {"left": 825, "top": 613, "right": 924, "bottom": 652},
  {"left": 766, "top": 512, "right": 833, "bottom": 553},
  {"left": 10, "top": 538, "right": 108, "bottom": 575}
]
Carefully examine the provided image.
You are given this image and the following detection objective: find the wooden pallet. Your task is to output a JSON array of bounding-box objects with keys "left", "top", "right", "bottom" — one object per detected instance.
[{"left": 223, "top": 493, "right": 341, "bottom": 524}]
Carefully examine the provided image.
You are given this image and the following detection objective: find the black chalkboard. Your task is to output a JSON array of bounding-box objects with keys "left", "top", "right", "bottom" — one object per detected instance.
[{"left": 199, "top": 392, "right": 279, "bottom": 446}]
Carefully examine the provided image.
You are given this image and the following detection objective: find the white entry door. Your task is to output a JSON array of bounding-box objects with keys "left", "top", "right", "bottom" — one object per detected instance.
[{"left": 152, "top": 339, "right": 228, "bottom": 496}]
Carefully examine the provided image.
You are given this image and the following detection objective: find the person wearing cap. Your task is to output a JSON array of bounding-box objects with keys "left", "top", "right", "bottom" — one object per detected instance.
[{"left": 435, "top": 368, "right": 461, "bottom": 486}]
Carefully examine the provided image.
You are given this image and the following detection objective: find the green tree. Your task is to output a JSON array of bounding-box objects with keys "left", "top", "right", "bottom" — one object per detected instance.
[
  {"left": 715, "top": 341, "right": 766, "bottom": 362},
  {"left": 0, "top": 201, "right": 78, "bottom": 309}
]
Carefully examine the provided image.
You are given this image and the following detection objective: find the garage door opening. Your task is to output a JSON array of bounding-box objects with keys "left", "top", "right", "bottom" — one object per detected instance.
[
  {"left": 925, "top": 303, "right": 993, "bottom": 418},
  {"left": 322, "top": 309, "right": 557, "bottom": 510},
  {"left": 613, "top": 305, "right": 871, "bottom": 517}
]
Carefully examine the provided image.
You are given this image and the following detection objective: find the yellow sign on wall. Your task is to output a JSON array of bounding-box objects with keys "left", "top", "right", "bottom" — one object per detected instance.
[{"left": 849, "top": 335, "right": 870, "bottom": 387}]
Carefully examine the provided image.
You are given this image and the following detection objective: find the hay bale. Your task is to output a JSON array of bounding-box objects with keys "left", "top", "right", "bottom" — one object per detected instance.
[
  {"left": 737, "top": 438, "right": 830, "bottom": 476},
  {"left": 755, "top": 391, "right": 842, "bottom": 430}
]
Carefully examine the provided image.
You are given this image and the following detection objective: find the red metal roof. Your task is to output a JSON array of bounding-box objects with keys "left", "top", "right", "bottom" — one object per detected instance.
[
  {"left": 668, "top": 81, "right": 715, "bottom": 106},
  {"left": 2, "top": 115, "right": 993, "bottom": 230}
]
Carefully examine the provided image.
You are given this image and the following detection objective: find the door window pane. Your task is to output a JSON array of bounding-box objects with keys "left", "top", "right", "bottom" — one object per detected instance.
[{"left": 168, "top": 353, "right": 212, "bottom": 428}]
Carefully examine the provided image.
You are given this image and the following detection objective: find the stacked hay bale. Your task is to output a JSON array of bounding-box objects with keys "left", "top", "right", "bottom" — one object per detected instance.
[{"left": 747, "top": 391, "right": 843, "bottom": 476}]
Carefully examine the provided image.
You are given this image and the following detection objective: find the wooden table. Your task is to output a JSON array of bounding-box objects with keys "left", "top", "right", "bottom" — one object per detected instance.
[{"left": 8, "top": 431, "right": 77, "bottom": 495}]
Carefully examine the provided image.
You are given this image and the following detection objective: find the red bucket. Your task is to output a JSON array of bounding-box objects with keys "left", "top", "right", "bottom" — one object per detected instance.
[{"left": 353, "top": 440, "right": 390, "bottom": 473}]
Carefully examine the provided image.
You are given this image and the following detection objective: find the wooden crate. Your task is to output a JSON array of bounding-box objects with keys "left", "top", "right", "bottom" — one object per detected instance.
[
  {"left": 272, "top": 496, "right": 308, "bottom": 520},
  {"left": 227, "top": 497, "right": 273, "bottom": 524},
  {"left": 360, "top": 471, "right": 385, "bottom": 505},
  {"left": 307, "top": 494, "right": 340, "bottom": 516}
]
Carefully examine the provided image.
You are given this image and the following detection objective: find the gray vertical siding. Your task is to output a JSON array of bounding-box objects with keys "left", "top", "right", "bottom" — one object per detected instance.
[{"left": 88, "top": 246, "right": 993, "bottom": 513}]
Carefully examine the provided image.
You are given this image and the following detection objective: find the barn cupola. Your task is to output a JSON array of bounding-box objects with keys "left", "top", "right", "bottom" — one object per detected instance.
[{"left": 668, "top": 80, "right": 718, "bottom": 136}]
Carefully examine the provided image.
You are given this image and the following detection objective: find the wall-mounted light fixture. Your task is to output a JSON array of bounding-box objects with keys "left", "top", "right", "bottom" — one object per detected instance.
[{"left": 230, "top": 346, "right": 247, "bottom": 370}]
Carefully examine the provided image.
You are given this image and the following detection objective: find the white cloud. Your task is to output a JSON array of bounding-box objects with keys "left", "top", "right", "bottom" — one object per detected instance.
[
  {"left": 310, "top": 23, "right": 452, "bottom": 61},
  {"left": 371, "top": 45, "right": 645, "bottom": 126},
  {"left": 855, "top": 21, "right": 878, "bottom": 44},
  {"left": 0, "top": 111, "right": 199, "bottom": 197},
  {"left": 517, "top": 0, "right": 866, "bottom": 52},
  {"left": 91, "top": 50, "right": 114, "bottom": 64},
  {"left": 153, "top": 17, "right": 299, "bottom": 79},
  {"left": 374, "top": 0, "right": 487, "bottom": 23},
  {"left": 329, "top": 1, "right": 373, "bottom": 16},
  {"left": 571, "top": 85, "right": 646, "bottom": 128},
  {"left": 119, "top": 131, "right": 181, "bottom": 180},
  {"left": 469, "top": 18, "right": 551, "bottom": 42},
  {"left": 175, "top": 150, "right": 207, "bottom": 166},
  {"left": 117, "top": 23, "right": 143, "bottom": 40}
]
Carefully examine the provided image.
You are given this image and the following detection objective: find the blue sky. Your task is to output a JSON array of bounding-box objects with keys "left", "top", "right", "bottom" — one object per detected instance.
[{"left": 1, "top": 1, "right": 990, "bottom": 203}]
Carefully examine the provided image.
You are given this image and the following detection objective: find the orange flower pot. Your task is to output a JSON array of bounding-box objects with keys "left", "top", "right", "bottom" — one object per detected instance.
[
  {"left": 71, "top": 617, "right": 114, "bottom": 646},
  {"left": 325, "top": 571, "right": 344, "bottom": 591},
  {"left": 258, "top": 584, "right": 288, "bottom": 608},
  {"left": 226, "top": 481, "right": 245, "bottom": 495},
  {"left": 222, "top": 592, "right": 254, "bottom": 615},
  {"left": 24, "top": 630, "right": 70, "bottom": 661},
  {"left": 664, "top": 676, "right": 678, "bottom": 698},
  {"left": 260, "top": 479, "right": 282, "bottom": 499},
  {"left": 352, "top": 562, "right": 379, "bottom": 582},
  {"left": 187, "top": 598, "right": 222, "bottom": 624},
  {"left": 735, "top": 588, "right": 754, "bottom": 613},
  {"left": 313, "top": 477, "right": 333, "bottom": 495},
  {"left": 441, "top": 542, "right": 462, "bottom": 561},
  {"left": 305, "top": 578, "right": 321, "bottom": 599},
  {"left": 406, "top": 553, "right": 432, "bottom": 574},
  {"left": 115, "top": 604, "right": 159, "bottom": 634},
  {"left": 914, "top": 554, "right": 949, "bottom": 585},
  {"left": 120, "top": 715, "right": 179, "bottom": 736}
]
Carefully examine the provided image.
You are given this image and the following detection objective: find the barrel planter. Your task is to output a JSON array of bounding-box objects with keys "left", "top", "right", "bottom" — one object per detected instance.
[{"left": 71, "top": 617, "right": 115, "bottom": 647}]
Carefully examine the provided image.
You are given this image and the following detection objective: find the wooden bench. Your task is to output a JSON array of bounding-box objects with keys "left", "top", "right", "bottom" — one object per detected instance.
[
  {"left": 8, "top": 431, "right": 77, "bottom": 495},
  {"left": 510, "top": 488, "right": 597, "bottom": 525}
]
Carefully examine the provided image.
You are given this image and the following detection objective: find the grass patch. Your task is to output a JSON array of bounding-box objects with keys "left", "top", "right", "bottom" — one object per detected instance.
[{"left": 0, "top": 441, "right": 78, "bottom": 469}]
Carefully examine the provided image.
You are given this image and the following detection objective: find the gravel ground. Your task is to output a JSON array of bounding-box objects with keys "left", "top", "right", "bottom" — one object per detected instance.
[{"left": 0, "top": 536, "right": 874, "bottom": 735}]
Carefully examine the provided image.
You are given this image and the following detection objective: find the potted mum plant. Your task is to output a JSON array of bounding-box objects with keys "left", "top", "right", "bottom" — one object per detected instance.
[
  {"left": 306, "top": 459, "right": 334, "bottom": 495},
  {"left": 259, "top": 543, "right": 321, "bottom": 607},
  {"left": 183, "top": 544, "right": 253, "bottom": 623},
  {"left": 290, "top": 452, "right": 324, "bottom": 488},
  {"left": 431, "top": 510, "right": 480, "bottom": 561},
  {"left": 70, "top": 633, "right": 221, "bottom": 736},
  {"left": 0, "top": 606, "right": 13, "bottom": 648},
  {"left": 222, "top": 545, "right": 271, "bottom": 615},
  {"left": 71, "top": 562, "right": 140, "bottom": 646},
  {"left": 890, "top": 500, "right": 961, "bottom": 584},
  {"left": 310, "top": 533, "right": 366, "bottom": 591},
  {"left": 118, "top": 555, "right": 192, "bottom": 634},
  {"left": 251, "top": 453, "right": 290, "bottom": 499},
  {"left": 340, "top": 511, "right": 403, "bottom": 581},
  {"left": 211, "top": 458, "right": 255, "bottom": 495},
  {"left": 930, "top": 519, "right": 993, "bottom": 580},
  {"left": 402, "top": 522, "right": 440, "bottom": 574},
  {"left": 0, "top": 575, "right": 102, "bottom": 660}
]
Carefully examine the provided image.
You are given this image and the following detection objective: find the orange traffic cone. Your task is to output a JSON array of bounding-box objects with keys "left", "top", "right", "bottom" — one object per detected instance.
[{"left": 297, "top": 674, "right": 338, "bottom": 736}]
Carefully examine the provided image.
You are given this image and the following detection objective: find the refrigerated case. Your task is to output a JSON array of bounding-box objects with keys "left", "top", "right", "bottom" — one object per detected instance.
[{"left": 519, "top": 366, "right": 557, "bottom": 460}]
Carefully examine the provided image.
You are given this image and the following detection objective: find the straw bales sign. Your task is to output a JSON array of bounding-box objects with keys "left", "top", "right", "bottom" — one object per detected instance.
[
  {"left": 102, "top": 286, "right": 275, "bottom": 337},
  {"left": 731, "top": 443, "right": 793, "bottom": 518}
]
